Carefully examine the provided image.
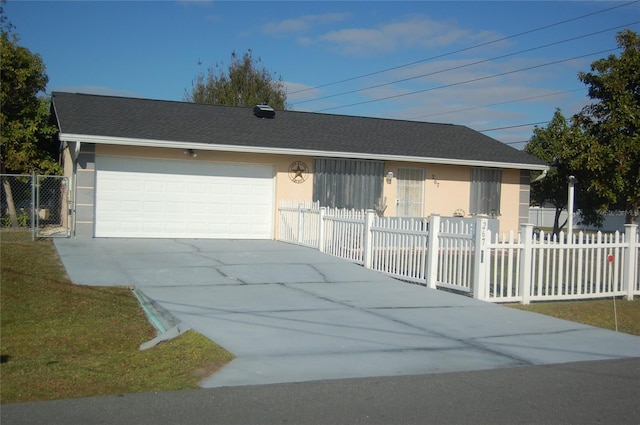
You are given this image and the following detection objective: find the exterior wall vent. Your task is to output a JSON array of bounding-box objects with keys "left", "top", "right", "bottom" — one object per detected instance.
[{"left": 253, "top": 104, "right": 275, "bottom": 119}]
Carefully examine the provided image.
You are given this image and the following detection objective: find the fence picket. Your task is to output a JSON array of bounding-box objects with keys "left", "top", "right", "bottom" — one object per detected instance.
[{"left": 278, "top": 201, "right": 640, "bottom": 303}]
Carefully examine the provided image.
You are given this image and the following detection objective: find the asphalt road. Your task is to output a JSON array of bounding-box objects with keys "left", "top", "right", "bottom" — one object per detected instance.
[{"left": 3, "top": 358, "right": 639, "bottom": 425}]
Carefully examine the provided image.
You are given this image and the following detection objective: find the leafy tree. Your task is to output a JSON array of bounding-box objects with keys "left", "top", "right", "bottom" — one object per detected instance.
[
  {"left": 1, "top": 11, "right": 60, "bottom": 227},
  {"left": 571, "top": 29, "right": 640, "bottom": 224},
  {"left": 185, "top": 50, "right": 288, "bottom": 109},
  {"left": 525, "top": 110, "right": 605, "bottom": 234},
  {"left": 526, "top": 110, "right": 576, "bottom": 234},
  {"left": 0, "top": 0, "right": 13, "bottom": 34}
]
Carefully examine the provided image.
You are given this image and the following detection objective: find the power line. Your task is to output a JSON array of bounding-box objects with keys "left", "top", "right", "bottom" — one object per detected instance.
[
  {"left": 313, "top": 48, "right": 618, "bottom": 113},
  {"left": 479, "top": 121, "right": 551, "bottom": 132},
  {"left": 504, "top": 140, "right": 529, "bottom": 146},
  {"left": 292, "top": 22, "right": 637, "bottom": 107},
  {"left": 408, "top": 88, "right": 585, "bottom": 121},
  {"left": 288, "top": 0, "right": 639, "bottom": 96}
]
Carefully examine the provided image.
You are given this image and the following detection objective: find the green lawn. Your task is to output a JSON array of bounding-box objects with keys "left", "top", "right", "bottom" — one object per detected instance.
[
  {"left": 506, "top": 297, "right": 640, "bottom": 336},
  {"left": 1, "top": 232, "right": 638, "bottom": 404},
  {"left": 0, "top": 232, "right": 234, "bottom": 403}
]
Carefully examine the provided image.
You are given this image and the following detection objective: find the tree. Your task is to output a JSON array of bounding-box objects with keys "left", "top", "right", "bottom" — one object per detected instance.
[
  {"left": 572, "top": 29, "right": 640, "bottom": 224},
  {"left": 526, "top": 110, "right": 577, "bottom": 235},
  {"left": 525, "top": 109, "right": 605, "bottom": 234},
  {"left": 185, "top": 50, "right": 288, "bottom": 109},
  {"left": 1, "top": 11, "right": 60, "bottom": 227},
  {"left": 0, "top": 0, "right": 13, "bottom": 34}
]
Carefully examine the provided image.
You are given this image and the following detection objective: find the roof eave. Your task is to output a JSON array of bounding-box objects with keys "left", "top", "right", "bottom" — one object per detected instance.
[{"left": 59, "top": 133, "right": 549, "bottom": 171}]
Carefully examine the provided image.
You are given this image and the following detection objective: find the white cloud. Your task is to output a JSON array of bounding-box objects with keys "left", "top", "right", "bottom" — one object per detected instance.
[
  {"left": 262, "top": 13, "right": 350, "bottom": 35},
  {"left": 284, "top": 81, "right": 323, "bottom": 103},
  {"left": 338, "top": 55, "right": 585, "bottom": 118},
  {"left": 317, "top": 15, "right": 499, "bottom": 56}
]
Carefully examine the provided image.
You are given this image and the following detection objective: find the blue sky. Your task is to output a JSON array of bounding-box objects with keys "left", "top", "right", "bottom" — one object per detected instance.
[{"left": 6, "top": 1, "right": 640, "bottom": 148}]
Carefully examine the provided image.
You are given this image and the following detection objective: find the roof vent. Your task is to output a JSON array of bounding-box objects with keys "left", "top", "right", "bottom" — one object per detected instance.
[{"left": 254, "top": 104, "right": 275, "bottom": 119}]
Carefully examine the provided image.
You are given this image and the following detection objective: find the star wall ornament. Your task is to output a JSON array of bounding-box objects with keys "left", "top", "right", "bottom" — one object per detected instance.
[{"left": 288, "top": 161, "right": 309, "bottom": 184}]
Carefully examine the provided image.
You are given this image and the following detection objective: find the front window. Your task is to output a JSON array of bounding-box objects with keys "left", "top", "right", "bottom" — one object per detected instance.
[
  {"left": 470, "top": 167, "right": 501, "bottom": 216},
  {"left": 313, "top": 158, "right": 383, "bottom": 210}
]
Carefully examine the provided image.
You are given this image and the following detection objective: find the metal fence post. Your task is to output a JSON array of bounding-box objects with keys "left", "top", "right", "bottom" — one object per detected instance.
[
  {"left": 623, "top": 224, "right": 638, "bottom": 301},
  {"left": 426, "top": 214, "right": 440, "bottom": 289},
  {"left": 318, "top": 207, "right": 326, "bottom": 253},
  {"left": 472, "top": 216, "right": 489, "bottom": 300},
  {"left": 519, "top": 223, "right": 534, "bottom": 305},
  {"left": 363, "top": 209, "right": 375, "bottom": 269},
  {"left": 30, "top": 172, "right": 36, "bottom": 241}
]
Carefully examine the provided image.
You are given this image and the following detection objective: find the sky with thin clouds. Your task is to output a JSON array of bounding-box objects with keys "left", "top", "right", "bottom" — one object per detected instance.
[{"left": 6, "top": 1, "right": 639, "bottom": 148}]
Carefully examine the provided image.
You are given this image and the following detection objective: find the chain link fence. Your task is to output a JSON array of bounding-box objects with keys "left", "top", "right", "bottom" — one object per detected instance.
[{"left": 1, "top": 174, "right": 70, "bottom": 241}]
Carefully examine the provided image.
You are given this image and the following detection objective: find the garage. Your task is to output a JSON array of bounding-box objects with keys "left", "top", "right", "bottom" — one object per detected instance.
[{"left": 95, "top": 156, "right": 275, "bottom": 239}]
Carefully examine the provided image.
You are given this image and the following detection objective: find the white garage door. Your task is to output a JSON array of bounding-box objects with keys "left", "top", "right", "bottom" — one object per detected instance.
[{"left": 95, "top": 156, "right": 274, "bottom": 239}]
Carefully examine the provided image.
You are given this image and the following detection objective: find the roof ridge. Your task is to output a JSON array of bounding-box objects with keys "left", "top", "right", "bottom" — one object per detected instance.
[
  {"left": 51, "top": 91, "right": 461, "bottom": 127},
  {"left": 52, "top": 91, "right": 252, "bottom": 111}
]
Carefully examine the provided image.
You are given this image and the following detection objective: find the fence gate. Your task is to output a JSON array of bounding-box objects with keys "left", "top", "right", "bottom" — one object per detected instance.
[
  {"left": 35, "top": 175, "right": 70, "bottom": 238},
  {"left": 1, "top": 174, "right": 70, "bottom": 239}
]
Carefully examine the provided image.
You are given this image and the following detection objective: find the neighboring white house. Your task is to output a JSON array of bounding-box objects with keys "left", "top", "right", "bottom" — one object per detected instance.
[{"left": 529, "top": 206, "right": 629, "bottom": 234}]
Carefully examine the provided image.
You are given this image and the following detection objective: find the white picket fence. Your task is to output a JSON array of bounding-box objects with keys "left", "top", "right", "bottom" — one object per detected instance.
[
  {"left": 485, "top": 227, "right": 639, "bottom": 303},
  {"left": 278, "top": 201, "right": 640, "bottom": 304}
]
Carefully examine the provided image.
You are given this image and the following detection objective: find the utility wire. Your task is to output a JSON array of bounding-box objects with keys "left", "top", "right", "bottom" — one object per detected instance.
[
  {"left": 408, "top": 88, "right": 585, "bottom": 121},
  {"left": 479, "top": 121, "right": 551, "bottom": 132},
  {"left": 293, "top": 22, "right": 637, "bottom": 106},
  {"left": 289, "top": 0, "right": 639, "bottom": 96},
  {"left": 313, "top": 48, "right": 618, "bottom": 113}
]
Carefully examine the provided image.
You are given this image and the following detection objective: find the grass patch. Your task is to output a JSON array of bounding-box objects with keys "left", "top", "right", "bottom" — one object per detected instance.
[
  {"left": 0, "top": 232, "right": 234, "bottom": 403},
  {"left": 506, "top": 297, "right": 640, "bottom": 336}
]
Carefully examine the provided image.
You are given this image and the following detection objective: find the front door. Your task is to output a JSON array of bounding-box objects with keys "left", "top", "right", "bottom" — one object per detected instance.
[{"left": 396, "top": 167, "right": 424, "bottom": 217}]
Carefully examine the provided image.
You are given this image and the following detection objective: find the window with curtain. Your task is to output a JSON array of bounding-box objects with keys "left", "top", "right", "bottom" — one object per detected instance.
[
  {"left": 313, "top": 158, "right": 384, "bottom": 210},
  {"left": 470, "top": 167, "right": 502, "bottom": 216}
]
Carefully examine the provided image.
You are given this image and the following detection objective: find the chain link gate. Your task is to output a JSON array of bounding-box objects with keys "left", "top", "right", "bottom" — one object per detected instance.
[
  {"left": 35, "top": 175, "right": 70, "bottom": 238},
  {"left": 1, "top": 174, "right": 70, "bottom": 240}
]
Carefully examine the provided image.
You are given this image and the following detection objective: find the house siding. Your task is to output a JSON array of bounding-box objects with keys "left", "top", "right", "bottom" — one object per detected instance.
[
  {"left": 498, "top": 169, "right": 522, "bottom": 235},
  {"left": 64, "top": 144, "right": 316, "bottom": 238},
  {"left": 383, "top": 162, "right": 473, "bottom": 220},
  {"left": 381, "top": 162, "right": 523, "bottom": 234},
  {"left": 519, "top": 170, "right": 531, "bottom": 229},
  {"left": 61, "top": 143, "right": 531, "bottom": 238},
  {"left": 74, "top": 144, "right": 96, "bottom": 237}
]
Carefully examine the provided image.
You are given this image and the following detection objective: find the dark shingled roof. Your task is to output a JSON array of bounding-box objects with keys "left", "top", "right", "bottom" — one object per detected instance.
[{"left": 51, "top": 92, "right": 547, "bottom": 169}]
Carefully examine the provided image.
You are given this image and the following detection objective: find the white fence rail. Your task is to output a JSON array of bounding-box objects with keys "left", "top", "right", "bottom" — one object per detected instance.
[
  {"left": 278, "top": 201, "right": 640, "bottom": 304},
  {"left": 324, "top": 208, "right": 367, "bottom": 264},
  {"left": 431, "top": 216, "right": 476, "bottom": 293},
  {"left": 486, "top": 226, "right": 639, "bottom": 303},
  {"left": 370, "top": 217, "right": 429, "bottom": 283},
  {"left": 278, "top": 201, "right": 321, "bottom": 248}
]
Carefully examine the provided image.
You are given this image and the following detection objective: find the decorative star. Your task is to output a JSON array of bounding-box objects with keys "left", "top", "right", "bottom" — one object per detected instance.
[{"left": 293, "top": 164, "right": 305, "bottom": 179}]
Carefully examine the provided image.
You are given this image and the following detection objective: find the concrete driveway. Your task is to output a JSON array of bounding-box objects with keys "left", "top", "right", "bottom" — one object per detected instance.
[{"left": 53, "top": 238, "right": 640, "bottom": 388}]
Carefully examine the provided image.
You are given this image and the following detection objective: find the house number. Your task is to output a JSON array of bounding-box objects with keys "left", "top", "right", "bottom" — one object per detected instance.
[{"left": 288, "top": 161, "right": 308, "bottom": 184}]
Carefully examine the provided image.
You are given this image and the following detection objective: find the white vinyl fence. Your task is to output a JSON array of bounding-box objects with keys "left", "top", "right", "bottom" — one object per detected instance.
[
  {"left": 278, "top": 201, "right": 640, "bottom": 304},
  {"left": 485, "top": 226, "right": 639, "bottom": 303}
]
